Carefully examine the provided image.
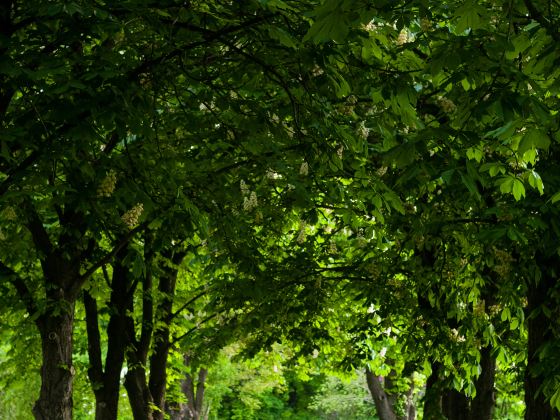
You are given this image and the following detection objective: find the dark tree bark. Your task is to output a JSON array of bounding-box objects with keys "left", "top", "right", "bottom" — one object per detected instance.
[
  {"left": 125, "top": 363, "right": 154, "bottom": 420},
  {"left": 423, "top": 345, "right": 497, "bottom": 420},
  {"left": 124, "top": 262, "right": 155, "bottom": 420},
  {"left": 423, "top": 362, "right": 444, "bottom": 420},
  {"left": 469, "top": 346, "right": 496, "bottom": 420},
  {"left": 366, "top": 367, "right": 397, "bottom": 420},
  {"left": 33, "top": 299, "right": 75, "bottom": 420},
  {"left": 192, "top": 368, "right": 209, "bottom": 419},
  {"left": 123, "top": 247, "right": 185, "bottom": 420},
  {"left": 83, "top": 256, "right": 132, "bottom": 420},
  {"left": 524, "top": 263, "right": 560, "bottom": 420},
  {"left": 442, "top": 389, "right": 469, "bottom": 420},
  {"left": 149, "top": 251, "right": 185, "bottom": 420},
  {"left": 27, "top": 211, "right": 82, "bottom": 420},
  {"left": 384, "top": 369, "right": 398, "bottom": 415}
]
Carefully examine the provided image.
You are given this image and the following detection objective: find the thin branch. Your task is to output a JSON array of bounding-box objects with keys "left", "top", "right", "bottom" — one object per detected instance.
[
  {"left": 169, "top": 313, "right": 218, "bottom": 347},
  {"left": 102, "top": 264, "right": 111, "bottom": 287},
  {"left": 101, "top": 131, "right": 121, "bottom": 156},
  {"left": 83, "top": 290, "right": 104, "bottom": 387},
  {"left": 131, "top": 14, "right": 273, "bottom": 78},
  {"left": 22, "top": 198, "right": 54, "bottom": 258},
  {"left": 0, "top": 151, "right": 39, "bottom": 196},
  {"left": 139, "top": 234, "right": 154, "bottom": 362},
  {"left": 75, "top": 221, "right": 150, "bottom": 288},
  {"left": 167, "top": 290, "right": 208, "bottom": 323},
  {"left": 0, "top": 261, "right": 38, "bottom": 316}
]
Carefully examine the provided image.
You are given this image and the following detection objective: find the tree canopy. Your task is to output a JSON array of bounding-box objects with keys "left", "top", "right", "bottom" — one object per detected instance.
[{"left": 1, "top": 0, "right": 560, "bottom": 419}]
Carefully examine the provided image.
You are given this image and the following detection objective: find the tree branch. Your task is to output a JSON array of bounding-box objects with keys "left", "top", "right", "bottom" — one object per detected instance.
[
  {"left": 167, "top": 290, "right": 208, "bottom": 323},
  {"left": 0, "top": 260, "right": 38, "bottom": 316},
  {"left": 130, "top": 14, "right": 273, "bottom": 79},
  {"left": 83, "top": 290, "right": 104, "bottom": 388},
  {"left": 22, "top": 198, "right": 54, "bottom": 258},
  {"left": 72, "top": 221, "right": 150, "bottom": 296},
  {"left": 138, "top": 232, "right": 154, "bottom": 363},
  {"left": 169, "top": 313, "right": 218, "bottom": 347}
]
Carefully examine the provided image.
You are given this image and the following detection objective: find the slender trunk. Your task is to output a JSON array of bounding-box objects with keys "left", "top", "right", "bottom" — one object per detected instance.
[
  {"left": 33, "top": 301, "right": 75, "bottom": 420},
  {"left": 469, "top": 346, "right": 496, "bottom": 420},
  {"left": 91, "top": 312, "right": 126, "bottom": 420},
  {"left": 124, "top": 272, "right": 154, "bottom": 420},
  {"left": 148, "top": 326, "right": 172, "bottom": 420},
  {"left": 166, "top": 356, "right": 208, "bottom": 420},
  {"left": 183, "top": 359, "right": 208, "bottom": 420},
  {"left": 122, "top": 246, "right": 183, "bottom": 419},
  {"left": 84, "top": 258, "right": 131, "bottom": 420},
  {"left": 423, "top": 362, "right": 444, "bottom": 420},
  {"left": 524, "top": 267, "right": 560, "bottom": 420},
  {"left": 195, "top": 368, "right": 208, "bottom": 417},
  {"left": 149, "top": 251, "right": 185, "bottom": 419},
  {"left": 148, "top": 274, "right": 176, "bottom": 419},
  {"left": 404, "top": 379, "right": 416, "bottom": 420},
  {"left": 125, "top": 364, "right": 154, "bottom": 420},
  {"left": 365, "top": 367, "right": 397, "bottom": 420}
]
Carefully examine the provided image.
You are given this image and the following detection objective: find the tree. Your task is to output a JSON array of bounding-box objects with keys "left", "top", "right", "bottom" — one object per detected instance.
[{"left": 4, "top": 1, "right": 560, "bottom": 418}]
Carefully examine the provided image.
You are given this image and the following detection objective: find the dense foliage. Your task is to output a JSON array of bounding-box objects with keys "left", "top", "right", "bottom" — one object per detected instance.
[{"left": 1, "top": 0, "right": 560, "bottom": 419}]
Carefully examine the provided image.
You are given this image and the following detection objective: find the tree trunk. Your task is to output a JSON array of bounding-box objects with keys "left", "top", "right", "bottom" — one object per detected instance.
[
  {"left": 124, "top": 286, "right": 155, "bottom": 420},
  {"left": 423, "top": 362, "right": 444, "bottom": 420},
  {"left": 469, "top": 346, "right": 496, "bottom": 420},
  {"left": 384, "top": 369, "right": 398, "bottom": 414},
  {"left": 442, "top": 389, "right": 469, "bottom": 420},
  {"left": 33, "top": 302, "right": 75, "bottom": 420},
  {"left": 365, "top": 367, "right": 397, "bottom": 420},
  {"left": 183, "top": 362, "right": 208, "bottom": 420},
  {"left": 84, "top": 257, "right": 131, "bottom": 420},
  {"left": 149, "top": 270, "right": 178, "bottom": 419},
  {"left": 125, "top": 365, "right": 154, "bottom": 420},
  {"left": 404, "top": 379, "right": 416, "bottom": 420},
  {"left": 166, "top": 355, "right": 208, "bottom": 420},
  {"left": 524, "top": 267, "right": 560, "bottom": 420}
]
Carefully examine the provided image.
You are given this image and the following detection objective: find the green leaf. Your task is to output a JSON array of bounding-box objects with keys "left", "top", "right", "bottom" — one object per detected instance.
[
  {"left": 485, "top": 121, "right": 515, "bottom": 139},
  {"left": 550, "top": 191, "right": 560, "bottom": 204},
  {"left": 460, "top": 172, "right": 481, "bottom": 200},
  {"left": 304, "top": 13, "right": 349, "bottom": 43},
  {"left": 497, "top": 177, "right": 514, "bottom": 194},
  {"left": 480, "top": 163, "right": 506, "bottom": 177},
  {"left": 518, "top": 128, "right": 551, "bottom": 155},
  {"left": 361, "top": 38, "right": 382, "bottom": 61},
  {"left": 510, "top": 318, "right": 519, "bottom": 330},
  {"left": 383, "top": 191, "right": 405, "bottom": 215},
  {"left": 466, "top": 147, "right": 483, "bottom": 162},
  {"left": 528, "top": 170, "right": 544, "bottom": 195},
  {"left": 454, "top": 2, "right": 486, "bottom": 32},
  {"left": 268, "top": 27, "right": 298, "bottom": 49},
  {"left": 512, "top": 179, "right": 525, "bottom": 201},
  {"left": 258, "top": 0, "right": 294, "bottom": 11},
  {"left": 550, "top": 388, "right": 560, "bottom": 411},
  {"left": 501, "top": 307, "right": 510, "bottom": 322}
]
